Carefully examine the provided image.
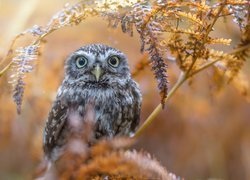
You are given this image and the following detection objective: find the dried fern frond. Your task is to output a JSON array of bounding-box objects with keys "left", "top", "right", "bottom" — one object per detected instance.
[
  {"left": 207, "top": 38, "right": 232, "bottom": 45},
  {"left": 4, "top": 0, "right": 140, "bottom": 113},
  {"left": 125, "top": 1, "right": 169, "bottom": 107},
  {"left": 175, "top": 11, "right": 204, "bottom": 26},
  {"left": 227, "top": 0, "right": 250, "bottom": 29},
  {"left": 1, "top": 0, "right": 250, "bottom": 113},
  {"left": 9, "top": 45, "right": 40, "bottom": 113}
]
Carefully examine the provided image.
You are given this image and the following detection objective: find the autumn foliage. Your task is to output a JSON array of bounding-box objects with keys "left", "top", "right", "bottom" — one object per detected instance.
[{"left": 0, "top": 0, "right": 250, "bottom": 179}]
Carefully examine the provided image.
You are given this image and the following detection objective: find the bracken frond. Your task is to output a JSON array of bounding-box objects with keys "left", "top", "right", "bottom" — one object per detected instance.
[
  {"left": 209, "top": 49, "right": 243, "bottom": 81},
  {"left": 168, "top": 28, "right": 200, "bottom": 36},
  {"left": 132, "top": 2, "right": 169, "bottom": 107},
  {"left": 9, "top": 45, "right": 40, "bottom": 113},
  {"left": 147, "top": 40, "right": 168, "bottom": 107},
  {"left": 175, "top": 11, "right": 203, "bottom": 26},
  {"left": 1, "top": 0, "right": 249, "bottom": 112},
  {"left": 208, "top": 38, "right": 232, "bottom": 45},
  {"left": 5, "top": 0, "right": 140, "bottom": 113},
  {"left": 227, "top": 0, "right": 250, "bottom": 29}
]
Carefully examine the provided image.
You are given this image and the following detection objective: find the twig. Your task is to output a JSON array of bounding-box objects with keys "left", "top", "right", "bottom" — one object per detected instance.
[
  {"left": 134, "top": 72, "right": 186, "bottom": 138},
  {"left": 185, "top": 41, "right": 198, "bottom": 76},
  {"left": 185, "top": 0, "right": 227, "bottom": 76},
  {"left": 229, "top": 43, "right": 250, "bottom": 55},
  {"left": 190, "top": 59, "right": 219, "bottom": 77},
  {"left": 0, "top": 28, "right": 56, "bottom": 77},
  {"left": 191, "top": 43, "right": 250, "bottom": 76},
  {"left": 133, "top": 42, "right": 250, "bottom": 138},
  {"left": 0, "top": 35, "right": 20, "bottom": 67},
  {"left": 0, "top": 61, "right": 12, "bottom": 77},
  {"left": 205, "top": 0, "right": 227, "bottom": 38},
  {"left": 135, "top": 1, "right": 229, "bottom": 137}
]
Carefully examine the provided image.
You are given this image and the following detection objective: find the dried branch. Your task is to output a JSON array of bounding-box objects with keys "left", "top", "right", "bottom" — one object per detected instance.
[
  {"left": 0, "top": 61, "right": 12, "bottom": 77},
  {"left": 134, "top": 43, "right": 250, "bottom": 138},
  {"left": 134, "top": 72, "right": 186, "bottom": 138}
]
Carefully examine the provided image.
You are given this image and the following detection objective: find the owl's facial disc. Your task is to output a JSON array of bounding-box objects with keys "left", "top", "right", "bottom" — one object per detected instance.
[
  {"left": 65, "top": 44, "right": 131, "bottom": 84},
  {"left": 91, "top": 64, "right": 102, "bottom": 82}
]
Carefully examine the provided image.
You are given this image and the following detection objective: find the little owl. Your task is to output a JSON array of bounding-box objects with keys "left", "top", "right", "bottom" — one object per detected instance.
[{"left": 43, "top": 44, "right": 142, "bottom": 160}]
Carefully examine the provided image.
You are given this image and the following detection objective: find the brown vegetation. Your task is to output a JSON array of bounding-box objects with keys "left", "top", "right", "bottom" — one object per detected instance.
[{"left": 0, "top": 0, "right": 249, "bottom": 179}]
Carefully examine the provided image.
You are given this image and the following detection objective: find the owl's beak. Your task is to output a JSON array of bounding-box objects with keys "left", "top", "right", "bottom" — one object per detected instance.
[{"left": 91, "top": 64, "right": 102, "bottom": 82}]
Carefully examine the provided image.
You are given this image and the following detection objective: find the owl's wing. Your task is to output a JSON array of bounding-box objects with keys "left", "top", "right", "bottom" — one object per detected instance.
[
  {"left": 130, "top": 81, "right": 142, "bottom": 133},
  {"left": 43, "top": 99, "right": 68, "bottom": 158}
]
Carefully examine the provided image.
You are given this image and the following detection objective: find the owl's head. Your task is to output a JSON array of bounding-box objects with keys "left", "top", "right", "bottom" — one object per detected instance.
[{"left": 65, "top": 44, "right": 131, "bottom": 85}]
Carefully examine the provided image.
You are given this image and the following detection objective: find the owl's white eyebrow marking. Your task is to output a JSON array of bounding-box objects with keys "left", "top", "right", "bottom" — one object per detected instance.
[
  {"left": 74, "top": 50, "right": 89, "bottom": 56},
  {"left": 76, "top": 48, "right": 122, "bottom": 61}
]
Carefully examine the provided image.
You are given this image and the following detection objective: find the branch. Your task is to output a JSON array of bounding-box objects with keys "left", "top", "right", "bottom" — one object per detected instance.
[
  {"left": 133, "top": 42, "right": 250, "bottom": 138},
  {"left": 134, "top": 72, "right": 186, "bottom": 138},
  {"left": 191, "top": 43, "right": 250, "bottom": 76},
  {"left": 229, "top": 43, "right": 250, "bottom": 55},
  {"left": 0, "top": 61, "right": 13, "bottom": 77},
  {"left": 185, "top": 0, "right": 227, "bottom": 76},
  {"left": 0, "top": 28, "right": 56, "bottom": 78},
  {"left": 205, "top": 0, "right": 227, "bottom": 38},
  {"left": 190, "top": 59, "right": 219, "bottom": 77}
]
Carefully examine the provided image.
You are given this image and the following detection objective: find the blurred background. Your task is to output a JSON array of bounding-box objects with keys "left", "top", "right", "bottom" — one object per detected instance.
[{"left": 0, "top": 0, "right": 250, "bottom": 179}]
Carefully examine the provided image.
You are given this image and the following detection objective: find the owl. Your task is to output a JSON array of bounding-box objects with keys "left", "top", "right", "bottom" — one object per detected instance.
[{"left": 43, "top": 44, "right": 142, "bottom": 160}]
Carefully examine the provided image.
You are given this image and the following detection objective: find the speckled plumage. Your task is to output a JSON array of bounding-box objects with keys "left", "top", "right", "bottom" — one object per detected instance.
[{"left": 43, "top": 44, "right": 142, "bottom": 160}]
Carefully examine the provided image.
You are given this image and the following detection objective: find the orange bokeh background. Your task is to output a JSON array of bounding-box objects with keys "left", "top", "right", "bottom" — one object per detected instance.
[{"left": 0, "top": 0, "right": 250, "bottom": 179}]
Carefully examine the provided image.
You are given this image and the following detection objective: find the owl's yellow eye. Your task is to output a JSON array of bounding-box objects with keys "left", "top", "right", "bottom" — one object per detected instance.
[
  {"left": 108, "top": 56, "right": 120, "bottom": 67},
  {"left": 76, "top": 56, "right": 88, "bottom": 68}
]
